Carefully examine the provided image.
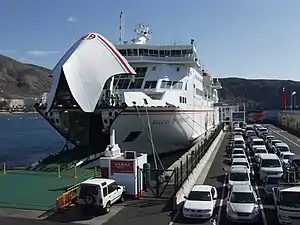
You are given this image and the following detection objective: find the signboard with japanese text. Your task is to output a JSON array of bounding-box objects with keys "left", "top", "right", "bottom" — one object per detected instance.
[{"left": 111, "top": 160, "right": 134, "bottom": 174}]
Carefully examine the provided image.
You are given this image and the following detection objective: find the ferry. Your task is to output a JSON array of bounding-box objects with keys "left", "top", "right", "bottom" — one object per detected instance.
[{"left": 36, "top": 22, "right": 222, "bottom": 155}]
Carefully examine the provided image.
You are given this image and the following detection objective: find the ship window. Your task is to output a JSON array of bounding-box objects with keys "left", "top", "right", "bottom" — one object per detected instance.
[
  {"left": 117, "top": 79, "right": 130, "bottom": 89},
  {"left": 144, "top": 81, "right": 157, "bottom": 89},
  {"left": 176, "top": 67, "right": 180, "bottom": 72},
  {"left": 153, "top": 50, "right": 158, "bottom": 56},
  {"left": 185, "top": 83, "right": 188, "bottom": 90},
  {"left": 133, "top": 49, "right": 138, "bottom": 56},
  {"left": 135, "top": 67, "right": 147, "bottom": 78},
  {"left": 172, "top": 81, "right": 183, "bottom": 89},
  {"left": 182, "top": 49, "right": 193, "bottom": 57},
  {"left": 118, "top": 49, "right": 126, "bottom": 56},
  {"left": 139, "top": 49, "right": 148, "bottom": 56},
  {"left": 127, "top": 49, "right": 135, "bottom": 56},
  {"left": 171, "top": 50, "right": 176, "bottom": 57},
  {"left": 179, "top": 96, "right": 182, "bottom": 103},
  {"left": 160, "top": 80, "right": 172, "bottom": 89},
  {"left": 152, "top": 66, "right": 156, "bottom": 71},
  {"left": 196, "top": 88, "right": 202, "bottom": 96},
  {"left": 129, "top": 79, "right": 143, "bottom": 89},
  {"left": 159, "top": 50, "right": 165, "bottom": 57}
]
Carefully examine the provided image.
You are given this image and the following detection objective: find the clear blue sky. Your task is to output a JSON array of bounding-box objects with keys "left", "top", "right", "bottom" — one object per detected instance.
[{"left": 0, "top": 0, "right": 300, "bottom": 80}]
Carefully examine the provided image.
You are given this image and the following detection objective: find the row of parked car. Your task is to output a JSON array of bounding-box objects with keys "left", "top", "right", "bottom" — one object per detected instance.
[{"left": 230, "top": 123, "right": 300, "bottom": 224}]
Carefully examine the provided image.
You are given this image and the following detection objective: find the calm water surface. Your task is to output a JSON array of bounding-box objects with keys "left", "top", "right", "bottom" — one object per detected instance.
[{"left": 0, "top": 114, "right": 65, "bottom": 167}]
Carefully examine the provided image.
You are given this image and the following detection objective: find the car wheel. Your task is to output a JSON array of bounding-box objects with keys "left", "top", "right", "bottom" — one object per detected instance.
[
  {"left": 105, "top": 202, "right": 111, "bottom": 214},
  {"left": 119, "top": 194, "right": 125, "bottom": 202}
]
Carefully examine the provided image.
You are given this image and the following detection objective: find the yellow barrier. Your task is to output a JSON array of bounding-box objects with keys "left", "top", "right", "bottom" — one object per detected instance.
[
  {"left": 74, "top": 166, "right": 77, "bottom": 179},
  {"left": 3, "top": 163, "right": 6, "bottom": 174},
  {"left": 58, "top": 165, "right": 61, "bottom": 178}
]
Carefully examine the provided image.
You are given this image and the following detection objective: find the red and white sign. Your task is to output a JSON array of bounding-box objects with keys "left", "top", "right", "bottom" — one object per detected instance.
[{"left": 111, "top": 160, "right": 134, "bottom": 173}]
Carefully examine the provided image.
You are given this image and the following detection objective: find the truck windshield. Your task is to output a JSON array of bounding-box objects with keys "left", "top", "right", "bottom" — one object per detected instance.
[
  {"left": 261, "top": 159, "right": 281, "bottom": 167},
  {"left": 230, "top": 192, "right": 255, "bottom": 203},
  {"left": 280, "top": 192, "right": 300, "bottom": 207},
  {"left": 230, "top": 172, "right": 249, "bottom": 181}
]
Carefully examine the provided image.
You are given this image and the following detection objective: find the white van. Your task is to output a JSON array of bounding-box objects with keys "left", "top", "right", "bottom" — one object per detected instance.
[
  {"left": 258, "top": 154, "right": 283, "bottom": 181},
  {"left": 76, "top": 178, "right": 125, "bottom": 213}
]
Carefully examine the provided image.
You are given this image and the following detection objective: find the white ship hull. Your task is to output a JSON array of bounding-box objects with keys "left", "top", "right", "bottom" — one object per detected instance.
[{"left": 111, "top": 107, "right": 219, "bottom": 154}]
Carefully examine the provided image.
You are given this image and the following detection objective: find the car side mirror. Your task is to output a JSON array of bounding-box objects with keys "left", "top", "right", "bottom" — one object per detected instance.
[
  {"left": 257, "top": 198, "right": 261, "bottom": 203},
  {"left": 184, "top": 196, "right": 187, "bottom": 199}
]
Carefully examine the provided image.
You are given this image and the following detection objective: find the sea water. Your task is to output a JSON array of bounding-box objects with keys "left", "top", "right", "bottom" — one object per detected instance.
[{"left": 0, "top": 114, "right": 65, "bottom": 167}]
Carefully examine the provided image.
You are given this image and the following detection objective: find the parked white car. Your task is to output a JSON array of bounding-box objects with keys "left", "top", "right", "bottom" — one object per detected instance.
[
  {"left": 227, "top": 166, "right": 251, "bottom": 189},
  {"left": 76, "top": 178, "right": 125, "bottom": 213},
  {"left": 183, "top": 185, "right": 218, "bottom": 219},
  {"left": 226, "top": 184, "right": 261, "bottom": 222}
]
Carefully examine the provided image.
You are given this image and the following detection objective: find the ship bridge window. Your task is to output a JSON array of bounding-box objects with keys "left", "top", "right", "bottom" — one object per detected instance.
[
  {"left": 139, "top": 49, "right": 148, "bottom": 56},
  {"left": 117, "top": 79, "right": 130, "bottom": 89},
  {"left": 149, "top": 50, "right": 159, "bottom": 57},
  {"left": 144, "top": 81, "right": 157, "bottom": 89},
  {"left": 129, "top": 67, "right": 147, "bottom": 89},
  {"left": 127, "top": 49, "right": 138, "bottom": 56},
  {"left": 171, "top": 50, "right": 182, "bottom": 57},
  {"left": 172, "top": 81, "right": 183, "bottom": 89},
  {"left": 118, "top": 49, "right": 126, "bottom": 56},
  {"left": 160, "top": 80, "right": 172, "bottom": 89},
  {"left": 196, "top": 88, "right": 203, "bottom": 96},
  {"left": 182, "top": 49, "right": 194, "bottom": 57}
]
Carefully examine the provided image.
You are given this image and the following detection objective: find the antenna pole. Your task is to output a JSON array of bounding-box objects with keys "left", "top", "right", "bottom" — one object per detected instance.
[{"left": 119, "top": 12, "right": 124, "bottom": 44}]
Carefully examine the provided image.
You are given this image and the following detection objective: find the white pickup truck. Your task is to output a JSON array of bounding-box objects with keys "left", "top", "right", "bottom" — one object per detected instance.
[{"left": 272, "top": 183, "right": 300, "bottom": 224}]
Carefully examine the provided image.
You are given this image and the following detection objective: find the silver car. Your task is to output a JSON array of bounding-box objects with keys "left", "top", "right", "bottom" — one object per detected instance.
[{"left": 226, "top": 184, "right": 261, "bottom": 223}]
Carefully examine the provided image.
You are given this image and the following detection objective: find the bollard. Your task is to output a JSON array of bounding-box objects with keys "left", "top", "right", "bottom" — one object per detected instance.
[
  {"left": 3, "top": 163, "right": 6, "bottom": 175},
  {"left": 74, "top": 166, "right": 77, "bottom": 179},
  {"left": 58, "top": 165, "right": 61, "bottom": 178}
]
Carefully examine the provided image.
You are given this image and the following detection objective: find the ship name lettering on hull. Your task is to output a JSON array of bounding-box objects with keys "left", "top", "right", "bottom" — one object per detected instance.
[{"left": 152, "top": 119, "right": 170, "bottom": 125}]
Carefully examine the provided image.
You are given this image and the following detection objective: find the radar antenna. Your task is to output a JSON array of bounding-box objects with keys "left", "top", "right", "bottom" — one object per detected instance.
[
  {"left": 118, "top": 12, "right": 124, "bottom": 44},
  {"left": 131, "top": 24, "right": 151, "bottom": 45}
]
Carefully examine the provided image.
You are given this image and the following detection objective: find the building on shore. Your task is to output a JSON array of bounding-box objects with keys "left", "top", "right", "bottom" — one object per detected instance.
[{"left": 9, "top": 99, "right": 25, "bottom": 109}]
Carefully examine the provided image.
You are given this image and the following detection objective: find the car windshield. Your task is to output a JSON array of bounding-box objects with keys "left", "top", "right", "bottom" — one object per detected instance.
[
  {"left": 230, "top": 172, "right": 249, "bottom": 181},
  {"left": 79, "top": 184, "right": 99, "bottom": 197},
  {"left": 261, "top": 159, "right": 281, "bottom": 167},
  {"left": 278, "top": 146, "right": 289, "bottom": 152},
  {"left": 260, "top": 128, "right": 267, "bottom": 132},
  {"left": 187, "top": 191, "right": 211, "bottom": 201},
  {"left": 280, "top": 192, "right": 300, "bottom": 207},
  {"left": 266, "top": 177, "right": 281, "bottom": 185},
  {"left": 233, "top": 155, "right": 246, "bottom": 159},
  {"left": 253, "top": 141, "right": 264, "bottom": 145},
  {"left": 272, "top": 140, "right": 281, "bottom": 145},
  {"left": 257, "top": 149, "right": 267, "bottom": 153},
  {"left": 233, "top": 150, "right": 244, "bottom": 155},
  {"left": 232, "top": 162, "right": 249, "bottom": 168},
  {"left": 230, "top": 192, "right": 256, "bottom": 203},
  {"left": 234, "top": 140, "right": 244, "bottom": 145},
  {"left": 267, "top": 136, "right": 274, "bottom": 140}
]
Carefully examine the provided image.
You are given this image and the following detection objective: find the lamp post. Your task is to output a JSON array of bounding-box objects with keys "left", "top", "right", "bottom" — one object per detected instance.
[{"left": 291, "top": 91, "right": 296, "bottom": 110}]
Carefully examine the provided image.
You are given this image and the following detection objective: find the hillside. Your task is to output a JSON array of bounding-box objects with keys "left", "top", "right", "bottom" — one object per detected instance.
[
  {"left": 218, "top": 78, "right": 300, "bottom": 110},
  {"left": 0, "top": 54, "right": 51, "bottom": 98},
  {"left": 0, "top": 54, "right": 299, "bottom": 110}
]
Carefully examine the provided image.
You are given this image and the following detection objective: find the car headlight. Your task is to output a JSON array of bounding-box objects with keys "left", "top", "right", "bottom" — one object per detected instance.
[
  {"left": 227, "top": 204, "right": 235, "bottom": 214},
  {"left": 252, "top": 205, "right": 260, "bottom": 215},
  {"left": 279, "top": 214, "right": 291, "bottom": 222}
]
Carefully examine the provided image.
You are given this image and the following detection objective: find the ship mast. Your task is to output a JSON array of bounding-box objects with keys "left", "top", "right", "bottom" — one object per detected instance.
[{"left": 118, "top": 12, "right": 124, "bottom": 44}]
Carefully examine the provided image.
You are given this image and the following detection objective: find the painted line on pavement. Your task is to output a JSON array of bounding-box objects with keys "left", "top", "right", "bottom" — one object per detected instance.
[{"left": 269, "top": 127, "right": 300, "bottom": 148}]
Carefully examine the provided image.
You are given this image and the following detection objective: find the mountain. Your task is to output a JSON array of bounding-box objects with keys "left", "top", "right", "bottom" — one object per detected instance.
[
  {"left": 0, "top": 54, "right": 51, "bottom": 98},
  {"left": 218, "top": 77, "right": 300, "bottom": 110},
  {"left": 0, "top": 54, "right": 299, "bottom": 110}
]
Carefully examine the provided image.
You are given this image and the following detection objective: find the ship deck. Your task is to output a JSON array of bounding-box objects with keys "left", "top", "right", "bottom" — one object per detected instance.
[{"left": 0, "top": 168, "right": 94, "bottom": 211}]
